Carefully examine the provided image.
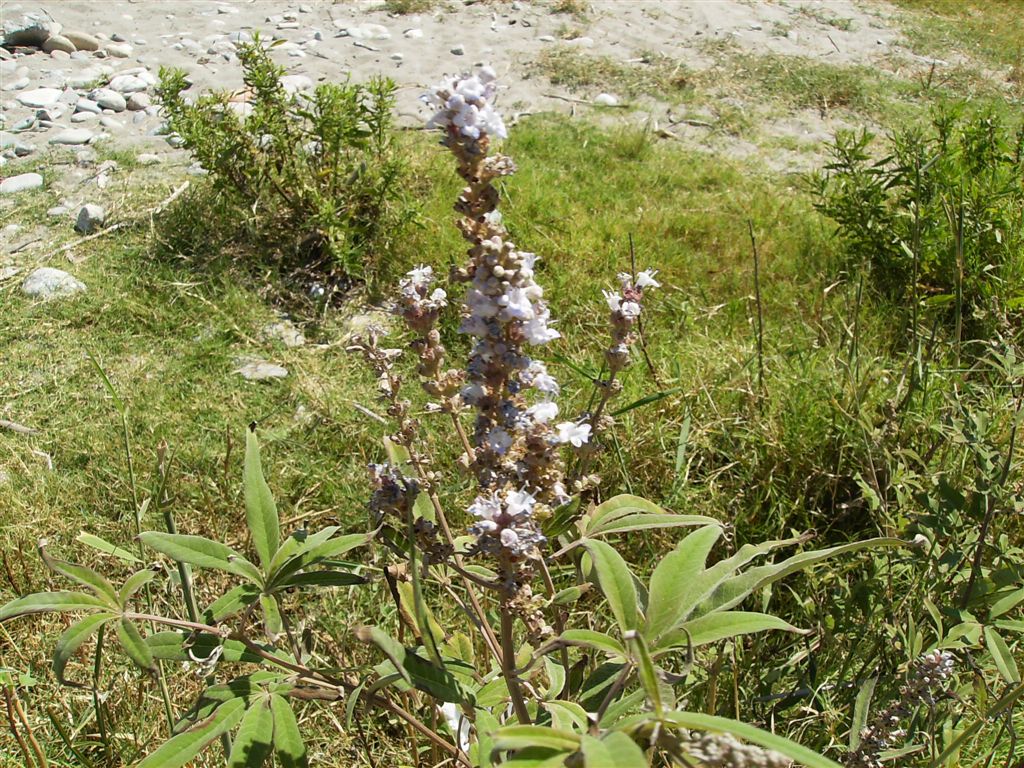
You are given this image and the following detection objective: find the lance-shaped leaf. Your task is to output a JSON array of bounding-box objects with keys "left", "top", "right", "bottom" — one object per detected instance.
[
  {"left": 202, "top": 583, "right": 261, "bottom": 624},
  {"left": 0, "top": 591, "right": 110, "bottom": 622},
  {"left": 985, "top": 627, "right": 1020, "bottom": 683},
  {"left": 693, "top": 538, "right": 905, "bottom": 619},
  {"left": 268, "top": 532, "right": 369, "bottom": 588},
  {"left": 119, "top": 567, "right": 159, "bottom": 606},
  {"left": 493, "top": 725, "right": 582, "bottom": 752},
  {"left": 655, "top": 611, "right": 805, "bottom": 654},
  {"left": 136, "top": 697, "right": 246, "bottom": 768},
  {"left": 275, "top": 571, "right": 366, "bottom": 589},
  {"left": 581, "top": 495, "right": 716, "bottom": 539},
  {"left": 266, "top": 526, "right": 339, "bottom": 578},
  {"left": 53, "top": 612, "right": 115, "bottom": 685},
  {"left": 39, "top": 546, "right": 119, "bottom": 608},
  {"left": 558, "top": 629, "right": 626, "bottom": 658},
  {"left": 261, "top": 593, "right": 284, "bottom": 643},
  {"left": 581, "top": 732, "right": 647, "bottom": 767},
  {"left": 228, "top": 697, "right": 275, "bottom": 768},
  {"left": 76, "top": 531, "right": 142, "bottom": 564},
  {"left": 582, "top": 540, "right": 639, "bottom": 633},
  {"left": 244, "top": 427, "right": 280, "bottom": 572},
  {"left": 140, "top": 532, "right": 263, "bottom": 585},
  {"left": 117, "top": 618, "right": 157, "bottom": 674},
  {"left": 146, "top": 631, "right": 265, "bottom": 664},
  {"left": 356, "top": 626, "right": 468, "bottom": 703},
  {"left": 271, "top": 694, "right": 309, "bottom": 768},
  {"left": 645, "top": 525, "right": 723, "bottom": 643}
]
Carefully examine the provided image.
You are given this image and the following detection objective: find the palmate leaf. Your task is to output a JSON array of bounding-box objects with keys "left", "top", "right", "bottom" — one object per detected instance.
[
  {"left": 53, "top": 612, "right": 116, "bottom": 685},
  {"left": 118, "top": 567, "right": 159, "bottom": 606},
  {"left": 0, "top": 591, "right": 110, "bottom": 622},
  {"left": 228, "top": 697, "right": 275, "bottom": 768},
  {"left": 244, "top": 426, "right": 281, "bottom": 572},
  {"left": 136, "top": 697, "right": 246, "bottom": 768}
]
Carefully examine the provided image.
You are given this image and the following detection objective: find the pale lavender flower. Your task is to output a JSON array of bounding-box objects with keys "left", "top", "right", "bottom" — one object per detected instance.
[{"left": 556, "top": 421, "right": 592, "bottom": 448}]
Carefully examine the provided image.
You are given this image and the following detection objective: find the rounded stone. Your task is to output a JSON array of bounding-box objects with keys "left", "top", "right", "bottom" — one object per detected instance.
[
  {"left": 16, "top": 87, "right": 62, "bottom": 108},
  {"left": 126, "top": 92, "right": 151, "bottom": 111},
  {"left": 22, "top": 267, "right": 86, "bottom": 300},
  {"left": 42, "top": 34, "right": 77, "bottom": 54},
  {"left": 49, "top": 128, "right": 94, "bottom": 145},
  {"left": 90, "top": 88, "right": 126, "bottom": 112},
  {"left": 63, "top": 30, "right": 100, "bottom": 51},
  {"left": 0, "top": 172, "right": 43, "bottom": 194}
]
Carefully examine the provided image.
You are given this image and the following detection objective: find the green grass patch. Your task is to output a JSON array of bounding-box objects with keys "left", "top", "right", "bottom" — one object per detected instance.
[{"left": 526, "top": 48, "right": 692, "bottom": 101}]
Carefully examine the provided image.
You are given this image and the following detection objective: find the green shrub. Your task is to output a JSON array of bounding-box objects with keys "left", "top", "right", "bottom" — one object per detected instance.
[
  {"left": 809, "top": 108, "right": 1024, "bottom": 340},
  {"left": 155, "top": 37, "right": 409, "bottom": 281}
]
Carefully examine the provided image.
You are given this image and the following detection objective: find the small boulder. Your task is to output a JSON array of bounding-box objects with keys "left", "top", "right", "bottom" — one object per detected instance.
[
  {"left": 108, "top": 74, "right": 147, "bottom": 93},
  {"left": 2, "top": 14, "right": 61, "bottom": 48},
  {"left": 41, "top": 34, "right": 76, "bottom": 54},
  {"left": 16, "top": 87, "right": 62, "bottom": 108},
  {"left": 105, "top": 42, "right": 133, "bottom": 58},
  {"left": 126, "top": 92, "right": 150, "bottom": 111},
  {"left": 594, "top": 93, "right": 620, "bottom": 106},
  {"left": 0, "top": 173, "right": 43, "bottom": 195},
  {"left": 90, "top": 88, "right": 126, "bottom": 112},
  {"left": 49, "top": 128, "right": 94, "bottom": 145},
  {"left": 63, "top": 30, "right": 100, "bottom": 51},
  {"left": 236, "top": 360, "right": 289, "bottom": 381},
  {"left": 22, "top": 267, "right": 86, "bottom": 300},
  {"left": 75, "top": 204, "right": 105, "bottom": 234}
]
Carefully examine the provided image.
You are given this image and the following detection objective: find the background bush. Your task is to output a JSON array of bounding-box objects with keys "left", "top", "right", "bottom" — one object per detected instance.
[
  {"left": 156, "top": 38, "right": 409, "bottom": 283},
  {"left": 810, "top": 108, "right": 1024, "bottom": 343}
]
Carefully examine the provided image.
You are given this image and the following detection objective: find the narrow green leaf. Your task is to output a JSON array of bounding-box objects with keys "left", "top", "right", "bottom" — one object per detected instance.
[
  {"left": 117, "top": 618, "right": 156, "bottom": 673},
  {"left": 244, "top": 427, "right": 280, "bottom": 572},
  {"left": 657, "top": 612, "right": 805, "bottom": 653},
  {"left": 849, "top": 677, "right": 877, "bottom": 751},
  {"left": 561, "top": 630, "right": 622, "bottom": 655},
  {"left": 136, "top": 697, "right": 246, "bottom": 768},
  {"left": 228, "top": 698, "right": 274, "bottom": 768},
  {"left": 0, "top": 591, "right": 109, "bottom": 622},
  {"left": 543, "top": 700, "right": 589, "bottom": 732},
  {"left": 493, "top": 725, "right": 582, "bottom": 752},
  {"left": 582, "top": 540, "right": 638, "bottom": 633},
  {"left": 266, "top": 526, "right": 339, "bottom": 579},
  {"left": 552, "top": 584, "right": 590, "bottom": 606},
  {"left": 118, "top": 568, "right": 158, "bottom": 606},
  {"left": 39, "top": 547, "right": 120, "bottom": 608},
  {"left": 140, "top": 532, "right": 262, "bottom": 585},
  {"left": 146, "top": 632, "right": 265, "bottom": 664},
  {"left": 275, "top": 571, "right": 366, "bottom": 589},
  {"left": 587, "top": 513, "right": 720, "bottom": 538},
  {"left": 202, "top": 584, "right": 261, "bottom": 624},
  {"left": 261, "top": 593, "right": 283, "bottom": 643},
  {"left": 633, "top": 711, "right": 843, "bottom": 768},
  {"left": 645, "top": 525, "right": 724, "bottom": 643},
  {"left": 694, "top": 538, "right": 905, "bottom": 618},
  {"left": 269, "top": 533, "right": 369, "bottom": 588},
  {"left": 984, "top": 626, "right": 1020, "bottom": 683},
  {"left": 76, "top": 532, "right": 142, "bottom": 564},
  {"left": 271, "top": 694, "right": 309, "bottom": 768},
  {"left": 989, "top": 587, "right": 1024, "bottom": 620},
  {"left": 53, "top": 612, "right": 115, "bottom": 684},
  {"left": 581, "top": 732, "right": 646, "bottom": 767}
]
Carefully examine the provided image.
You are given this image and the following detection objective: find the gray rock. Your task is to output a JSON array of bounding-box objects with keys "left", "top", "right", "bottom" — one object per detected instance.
[
  {"left": 70, "top": 50, "right": 90, "bottom": 60},
  {"left": 451, "top": 45, "right": 465, "bottom": 55},
  {"left": 16, "top": 87, "right": 62, "bottom": 107},
  {"left": 50, "top": 49, "right": 71, "bottom": 60},
  {"left": 0, "top": 130, "right": 32, "bottom": 155},
  {"left": 75, "top": 98, "right": 102, "bottom": 114},
  {"left": 49, "top": 128, "right": 94, "bottom": 145},
  {"left": 279, "top": 74, "right": 313, "bottom": 94},
  {"left": 594, "top": 93, "right": 619, "bottom": 106},
  {"left": 126, "top": 92, "right": 150, "bottom": 111},
  {"left": 22, "top": 267, "right": 86, "bottom": 300},
  {"left": 403, "top": 28, "right": 423, "bottom": 39},
  {"left": 391, "top": 52, "right": 403, "bottom": 61},
  {"left": 42, "top": 34, "right": 77, "bottom": 54},
  {"left": 75, "top": 203, "right": 105, "bottom": 233},
  {"left": 0, "top": 172, "right": 43, "bottom": 194},
  {"left": 3, "top": 14, "right": 62, "bottom": 48},
  {"left": 339, "top": 23, "right": 390, "bottom": 40},
  {"left": 71, "top": 111, "right": 98, "bottom": 123},
  {"left": 47, "top": 205, "right": 69, "bottom": 217},
  {"left": 90, "top": 88, "right": 126, "bottom": 112},
  {"left": 63, "top": 30, "right": 100, "bottom": 51},
  {"left": 261, "top": 320, "right": 306, "bottom": 348},
  {"left": 2, "top": 76, "right": 29, "bottom": 91},
  {"left": 105, "top": 42, "right": 133, "bottom": 58},
  {"left": 236, "top": 360, "right": 289, "bottom": 380},
  {"left": 107, "top": 74, "right": 147, "bottom": 93},
  {"left": 137, "top": 153, "right": 163, "bottom": 165}
]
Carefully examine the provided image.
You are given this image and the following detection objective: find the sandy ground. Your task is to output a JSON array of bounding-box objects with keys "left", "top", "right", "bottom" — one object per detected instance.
[{"left": 1, "top": 0, "right": 910, "bottom": 154}]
